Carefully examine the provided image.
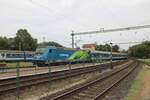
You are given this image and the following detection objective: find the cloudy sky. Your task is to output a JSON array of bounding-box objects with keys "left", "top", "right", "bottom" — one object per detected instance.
[{"left": 0, "top": 0, "right": 150, "bottom": 50}]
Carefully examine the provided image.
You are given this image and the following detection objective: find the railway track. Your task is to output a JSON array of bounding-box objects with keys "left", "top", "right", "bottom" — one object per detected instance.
[
  {"left": 0, "top": 60, "right": 126, "bottom": 95},
  {"left": 44, "top": 61, "right": 139, "bottom": 100}
]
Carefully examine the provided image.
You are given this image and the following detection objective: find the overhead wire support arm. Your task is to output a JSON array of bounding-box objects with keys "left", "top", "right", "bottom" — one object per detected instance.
[
  {"left": 73, "top": 24, "right": 150, "bottom": 36},
  {"left": 71, "top": 24, "right": 150, "bottom": 48}
]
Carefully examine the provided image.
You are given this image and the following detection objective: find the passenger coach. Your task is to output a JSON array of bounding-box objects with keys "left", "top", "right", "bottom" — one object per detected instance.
[
  {"left": 0, "top": 50, "right": 34, "bottom": 62},
  {"left": 90, "top": 50, "right": 127, "bottom": 60}
]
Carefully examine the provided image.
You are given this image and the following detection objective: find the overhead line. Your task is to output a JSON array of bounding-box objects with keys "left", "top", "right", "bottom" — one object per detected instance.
[
  {"left": 113, "top": 41, "right": 144, "bottom": 45},
  {"left": 74, "top": 24, "right": 150, "bottom": 35}
]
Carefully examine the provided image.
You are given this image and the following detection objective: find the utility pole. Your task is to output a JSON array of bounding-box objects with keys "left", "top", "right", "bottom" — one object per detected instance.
[{"left": 71, "top": 31, "right": 75, "bottom": 48}]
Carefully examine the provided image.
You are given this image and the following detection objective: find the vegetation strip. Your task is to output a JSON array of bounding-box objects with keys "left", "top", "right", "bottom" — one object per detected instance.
[
  {"left": 138, "top": 59, "right": 150, "bottom": 63},
  {"left": 123, "top": 65, "right": 150, "bottom": 100}
]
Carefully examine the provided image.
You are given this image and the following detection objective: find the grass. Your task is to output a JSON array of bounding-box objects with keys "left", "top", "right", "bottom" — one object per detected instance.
[
  {"left": 123, "top": 65, "right": 150, "bottom": 100},
  {"left": 0, "top": 62, "right": 33, "bottom": 67},
  {"left": 138, "top": 58, "right": 150, "bottom": 63}
]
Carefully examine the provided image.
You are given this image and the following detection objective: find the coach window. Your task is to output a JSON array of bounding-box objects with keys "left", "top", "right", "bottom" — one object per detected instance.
[
  {"left": 29, "top": 54, "right": 32, "bottom": 57},
  {"left": 1, "top": 53, "right": 5, "bottom": 57},
  {"left": 6, "top": 54, "right": 10, "bottom": 57},
  {"left": 49, "top": 49, "right": 52, "bottom": 53}
]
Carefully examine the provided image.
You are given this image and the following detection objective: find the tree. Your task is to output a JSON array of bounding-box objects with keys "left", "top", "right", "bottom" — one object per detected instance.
[
  {"left": 128, "top": 41, "right": 150, "bottom": 58},
  {"left": 38, "top": 41, "right": 63, "bottom": 47},
  {"left": 120, "top": 49, "right": 127, "bottom": 53},
  {"left": 0, "top": 37, "right": 15, "bottom": 50},
  {"left": 95, "top": 44, "right": 120, "bottom": 52},
  {"left": 0, "top": 37, "right": 8, "bottom": 50},
  {"left": 105, "top": 44, "right": 111, "bottom": 51},
  {"left": 112, "top": 45, "right": 119, "bottom": 52},
  {"left": 95, "top": 45, "right": 106, "bottom": 51},
  {"left": 14, "top": 29, "right": 37, "bottom": 51}
]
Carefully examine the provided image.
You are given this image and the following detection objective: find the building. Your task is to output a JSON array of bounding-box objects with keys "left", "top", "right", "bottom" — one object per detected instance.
[{"left": 82, "top": 44, "right": 96, "bottom": 50}]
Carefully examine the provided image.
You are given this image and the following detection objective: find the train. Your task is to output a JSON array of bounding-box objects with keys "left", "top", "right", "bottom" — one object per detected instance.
[
  {"left": 0, "top": 50, "right": 34, "bottom": 62},
  {"left": 0, "top": 46, "right": 127, "bottom": 65},
  {"left": 33, "top": 46, "right": 127, "bottom": 66}
]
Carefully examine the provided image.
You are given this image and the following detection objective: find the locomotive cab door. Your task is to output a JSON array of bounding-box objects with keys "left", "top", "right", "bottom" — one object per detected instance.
[{"left": 0, "top": 53, "right": 5, "bottom": 61}]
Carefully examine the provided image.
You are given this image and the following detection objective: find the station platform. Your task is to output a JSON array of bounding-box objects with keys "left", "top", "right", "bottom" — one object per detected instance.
[{"left": 0, "top": 61, "right": 122, "bottom": 80}]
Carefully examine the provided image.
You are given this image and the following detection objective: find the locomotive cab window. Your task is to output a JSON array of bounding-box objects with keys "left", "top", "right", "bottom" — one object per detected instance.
[{"left": 49, "top": 49, "right": 52, "bottom": 53}]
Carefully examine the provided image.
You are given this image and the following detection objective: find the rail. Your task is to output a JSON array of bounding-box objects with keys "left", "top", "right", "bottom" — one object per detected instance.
[{"left": 45, "top": 61, "right": 139, "bottom": 100}]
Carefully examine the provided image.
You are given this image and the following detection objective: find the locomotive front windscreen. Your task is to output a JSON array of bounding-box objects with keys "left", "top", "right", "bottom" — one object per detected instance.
[{"left": 35, "top": 47, "right": 45, "bottom": 55}]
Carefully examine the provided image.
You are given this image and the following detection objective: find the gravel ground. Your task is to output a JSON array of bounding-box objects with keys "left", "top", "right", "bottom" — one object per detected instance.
[{"left": 101, "top": 62, "right": 144, "bottom": 100}]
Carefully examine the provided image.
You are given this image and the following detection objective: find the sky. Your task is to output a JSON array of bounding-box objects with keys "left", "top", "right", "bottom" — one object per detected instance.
[{"left": 0, "top": 0, "right": 150, "bottom": 50}]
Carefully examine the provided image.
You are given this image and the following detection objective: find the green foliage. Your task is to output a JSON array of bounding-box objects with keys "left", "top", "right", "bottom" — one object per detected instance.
[
  {"left": 38, "top": 41, "right": 63, "bottom": 47},
  {"left": 95, "top": 44, "right": 120, "bottom": 52},
  {"left": 120, "top": 49, "right": 127, "bottom": 53},
  {"left": 0, "top": 37, "right": 9, "bottom": 50},
  {"left": 14, "top": 29, "right": 38, "bottom": 51},
  {"left": 0, "top": 37, "right": 15, "bottom": 50},
  {"left": 105, "top": 44, "right": 111, "bottom": 51},
  {"left": 0, "top": 29, "right": 64, "bottom": 51},
  {"left": 128, "top": 41, "right": 150, "bottom": 58},
  {"left": 138, "top": 59, "right": 150, "bottom": 63},
  {"left": 123, "top": 65, "right": 150, "bottom": 100},
  {"left": 112, "top": 45, "right": 119, "bottom": 52},
  {"left": 95, "top": 44, "right": 107, "bottom": 51},
  {"left": 0, "top": 29, "right": 38, "bottom": 51}
]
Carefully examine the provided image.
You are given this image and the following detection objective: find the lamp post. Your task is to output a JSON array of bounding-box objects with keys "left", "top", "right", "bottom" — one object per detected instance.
[{"left": 110, "top": 42, "right": 113, "bottom": 69}]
